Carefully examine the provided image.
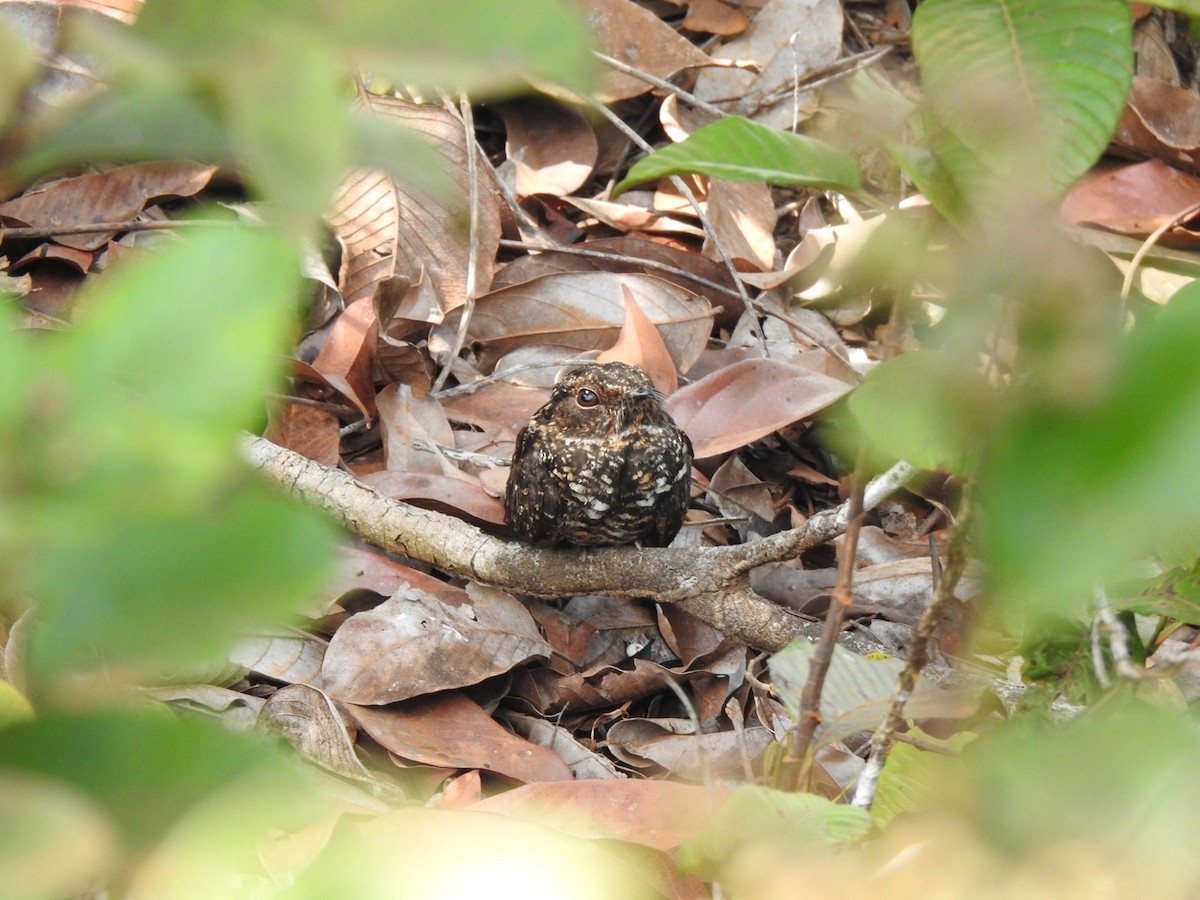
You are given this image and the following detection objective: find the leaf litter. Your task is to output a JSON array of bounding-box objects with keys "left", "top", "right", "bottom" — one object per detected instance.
[{"left": 9, "top": 0, "right": 1200, "bottom": 895}]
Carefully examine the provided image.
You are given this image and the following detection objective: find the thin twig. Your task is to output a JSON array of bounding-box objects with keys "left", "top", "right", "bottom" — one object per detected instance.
[
  {"left": 1119, "top": 199, "right": 1200, "bottom": 315},
  {"left": 852, "top": 487, "right": 974, "bottom": 810},
  {"left": 592, "top": 51, "right": 729, "bottom": 119},
  {"left": 782, "top": 448, "right": 869, "bottom": 790},
  {"left": 0, "top": 218, "right": 227, "bottom": 240}
]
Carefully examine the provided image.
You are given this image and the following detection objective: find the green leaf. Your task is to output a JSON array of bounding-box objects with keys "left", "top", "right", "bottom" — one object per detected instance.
[
  {"left": 0, "top": 711, "right": 309, "bottom": 851},
  {"left": 849, "top": 350, "right": 997, "bottom": 473},
  {"left": 912, "top": 0, "right": 1132, "bottom": 201},
  {"left": 28, "top": 478, "right": 336, "bottom": 681},
  {"left": 59, "top": 222, "right": 301, "bottom": 487},
  {"left": 220, "top": 30, "right": 351, "bottom": 234},
  {"left": 615, "top": 116, "right": 862, "bottom": 195},
  {"left": 676, "top": 785, "right": 872, "bottom": 879},
  {"left": 871, "top": 729, "right": 973, "bottom": 824},
  {"left": 981, "top": 283, "right": 1200, "bottom": 613},
  {"left": 770, "top": 641, "right": 978, "bottom": 747},
  {"left": 0, "top": 18, "right": 37, "bottom": 133},
  {"left": 0, "top": 771, "right": 117, "bottom": 898},
  {"left": 7, "top": 223, "right": 337, "bottom": 686},
  {"left": 966, "top": 699, "right": 1200, "bottom": 879}
]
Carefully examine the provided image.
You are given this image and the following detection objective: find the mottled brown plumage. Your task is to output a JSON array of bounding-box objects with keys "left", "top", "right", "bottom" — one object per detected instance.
[{"left": 504, "top": 362, "right": 692, "bottom": 547}]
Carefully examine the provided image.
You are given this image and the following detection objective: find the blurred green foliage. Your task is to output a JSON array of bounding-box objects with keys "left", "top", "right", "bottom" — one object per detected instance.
[
  {"left": 628, "top": 0, "right": 1200, "bottom": 894},
  {"left": 3, "top": 0, "right": 1199, "bottom": 894},
  {"left": 0, "top": 1, "right": 595, "bottom": 895}
]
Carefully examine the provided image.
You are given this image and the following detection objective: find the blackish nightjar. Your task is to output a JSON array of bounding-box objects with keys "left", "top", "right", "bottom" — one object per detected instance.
[{"left": 504, "top": 362, "right": 693, "bottom": 547}]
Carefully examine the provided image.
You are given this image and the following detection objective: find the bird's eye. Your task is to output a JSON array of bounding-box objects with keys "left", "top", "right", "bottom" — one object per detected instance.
[{"left": 576, "top": 388, "right": 599, "bottom": 408}]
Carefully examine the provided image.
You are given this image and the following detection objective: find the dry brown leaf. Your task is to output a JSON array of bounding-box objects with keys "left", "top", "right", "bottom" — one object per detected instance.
[
  {"left": 470, "top": 779, "right": 733, "bottom": 851},
  {"left": 0, "top": 161, "right": 215, "bottom": 250},
  {"left": 317, "top": 584, "right": 551, "bottom": 705},
  {"left": 263, "top": 401, "right": 341, "bottom": 467},
  {"left": 432, "top": 271, "right": 713, "bottom": 374},
  {"left": 498, "top": 97, "right": 597, "bottom": 198},
  {"left": 596, "top": 285, "right": 680, "bottom": 392},
  {"left": 359, "top": 470, "right": 506, "bottom": 527},
  {"left": 580, "top": 236, "right": 743, "bottom": 312},
  {"left": 230, "top": 632, "right": 325, "bottom": 685},
  {"left": 667, "top": 356, "right": 852, "bottom": 458},
  {"left": 703, "top": 179, "right": 777, "bottom": 272},
  {"left": 492, "top": 236, "right": 743, "bottom": 323},
  {"left": 328, "top": 96, "right": 501, "bottom": 313},
  {"left": 331, "top": 544, "right": 451, "bottom": 598},
  {"left": 142, "top": 684, "right": 263, "bottom": 726},
  {"left": 515, "top": 657, "right": 678, "bottom": 715},
  {"left": 1113, "top": 75, "right": 1200, "bottom": 173},
  {"left": 12, "top": 242, "right": 94, "bottom": 273},
  {"left": 656, "top": 605, "right": 724, "bottom": 668},
  {"left": 663, "top": 0, "right": 750, "bottom": 35},
  {"left": 691, "top": 0, "right": 843, "bottom": 128},
  {"left": 566, "top": 195, "right": 706, "bottom": 237},
  {"left": 439, "top": 380, "right": 546, "bottom": 446},
  {"left": 500, "top": 711, "right": 625, "bottom": 780},
  {"left": 1108, "top": 76, "right": 1200, "bottom": 174},
  {"left": 607, "top": 717, "right": 773, "bottom": 779},
  {"left": 709, "top": 453, "right": 778, "bottom": 531},
  {"left": 432, "top": 770, "right": 483, "bottom": 809},
  {"left": 311, "top": 297, "right": 378, "bottom": 417},
  {"left": 1061, "top": 159, "right": 1200, "bottom": 242},
  {"left": 550, "top": 595, "right": 661, "bottom": 671},
  {"left": 376, "top": 382, "right": 455, "bottom": 474},
  {"left": 346, "top": 692, "right": 573, "bottom": 782},
  {"left": 582, "top": 0, "right": 714, "bottom": 102},
  {"left": 259, "top": 684, "right": 373, "bottom": 781}
]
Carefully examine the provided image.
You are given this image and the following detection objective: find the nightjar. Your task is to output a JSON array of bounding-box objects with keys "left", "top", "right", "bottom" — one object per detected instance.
[{"left": 504, "top": 362, "right": 693, "bottom": 547}]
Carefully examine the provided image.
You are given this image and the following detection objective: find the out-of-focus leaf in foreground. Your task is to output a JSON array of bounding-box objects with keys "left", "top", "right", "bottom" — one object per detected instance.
[
  {"left": 4, "top": 224, "right": 336, "bottom": 687},
  {"left": 912, "top": 0, "right": 1132, "bottom": 211},
  {"left": 981, "top": 284, "right": 1200, "bottom": 613}
]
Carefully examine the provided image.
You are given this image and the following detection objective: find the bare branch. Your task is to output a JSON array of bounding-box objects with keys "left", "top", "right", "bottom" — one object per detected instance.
[{"left": 241, "top": 434, "right": 916, "bottom": 653}]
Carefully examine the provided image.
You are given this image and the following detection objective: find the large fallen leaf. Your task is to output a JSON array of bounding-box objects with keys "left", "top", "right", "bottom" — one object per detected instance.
[
  {"left": 0, "top": 160, "right": 215, "bottom": 250},
  {"left": 596, "top": 285, "right": 680, "bottom": 392},
  {"left": 667, "top": 356, "right": 853, "bottom": 458},
  {"left": 491, "top": 236, "right": 743, "bottom": 324},
  {"left": 359, "top": 470, "right": 506, "bottom": 527},
  {"left": 690, "top": 0, "right": 843, "bottom": 128},
  {"left": 702, "top": 179, "right": 777, "bottom": 271},
  {"left": 500, "top": 711, "right": 624, "bottom": 780},
  {"left": 607, "top": 718, "right": 774, "bottom": 780},
  {"left": 1061, "top": 159, "right": 1200, "bottom": 242},
  {"left": 431, "top": 271, "right": 713, "bottom": 374},
  {"left": 1113, "top": 75, "right": 1200, "bottom": 173},
  {"left": 317, "top": 585, "right": 551, "bottom": 704},
  {"left": 583, "top": 0, "right": 714, "bottom": 102},
  {"left": 259, "top": 684, "right": 373, "bottom": 782},
  {"left": 311, "top": 296, "right": 378, "bottom": 418},
  {"left": 346, "top": 692, "right": 572, "bottom": 782},
  {"left": 327, "top": 96, "right": 501, "bottom": 313},
  {"left": 498, "top": 96, "right": 597, "bottom": 198}
]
